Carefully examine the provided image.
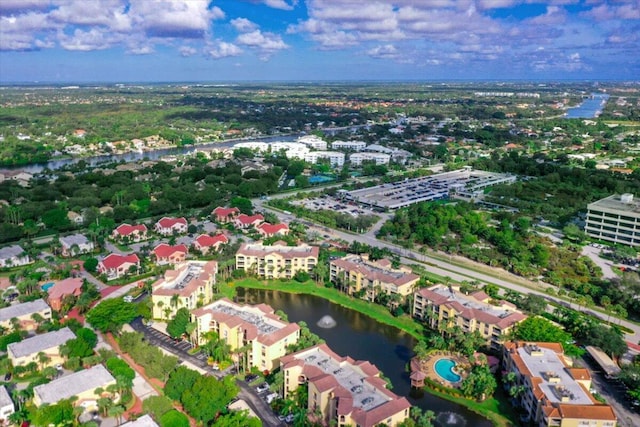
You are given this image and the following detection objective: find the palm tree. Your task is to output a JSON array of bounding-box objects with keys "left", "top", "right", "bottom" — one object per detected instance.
[
  {"left": 108, "top": 405, "right": 125, "bottom": 425},
  {"left": 37, "top": 352, "right": 50, "bottom": 370}
]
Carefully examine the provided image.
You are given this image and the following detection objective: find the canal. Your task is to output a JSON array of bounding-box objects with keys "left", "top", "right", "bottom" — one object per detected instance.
[{"left": 237, "top": 288, "right": 492, "bottom": 427}]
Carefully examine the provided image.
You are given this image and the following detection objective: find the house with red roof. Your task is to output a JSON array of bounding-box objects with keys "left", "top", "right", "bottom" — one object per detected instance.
[
  {"left": 212, "top": 207, "right": 240, "bottom": 223},
  {"left": 256, "top": 222, "right": 289, "bottom": 238},
  {"left": 193, "top": 234, "right": 229, "bottom": 255},
  {"left": 154, "top": 217, "right": 188, "bottom": 236},
  {"left": 152, "top": 244, "right": 188, "bottom": 266},
  {"left": 97, "top": 254, "right": 140, "bottom": 281},
  {"left": 112, "top": 223, "right": 148, "bottom": 242},
  {"left": 46, "top": 278, "right": 83, "bottom": 311},
  {"left": 233, "top": 214, "right": 264, "bottom": 230}
]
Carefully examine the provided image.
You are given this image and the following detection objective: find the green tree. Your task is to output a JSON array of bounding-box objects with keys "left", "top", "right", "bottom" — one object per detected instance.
[
  {"left": 84, "top": 257, "right": 99, "bottom": 273},
  {"left": 142, "top": 396, "right": 174, "bottom": 422},
  {"left": 166, "top": 308, "right": 190, "bottom": 339},
  {"left": 214, "top": 410, "right": 261, "bottom": 427},
  {"left": 181, "top": 375, "right": 238, "bottom": 424},
  {"left": 460, "top": 364, "right": 497, "bottom": 401},
  {"left": 165, "top": 366, "right": 200, "bottom": 401},
  {"left": 511, "top": 316, "right": 572, "bottom": 344},
  {"left": 86, "top": 298, "right": 137, "bottom": 333},
  {"left": 159, "top": 410, "right": 190, "bottom": 427},
  {"left": 33, "top": 400, "right": 75, "bottom": 427},
  {"left": 230, "top": 196, "right": 253, "bottom": 215}
]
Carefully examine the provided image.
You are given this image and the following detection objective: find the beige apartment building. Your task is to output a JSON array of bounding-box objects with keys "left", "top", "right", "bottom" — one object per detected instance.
[
  {"left": 280, "top": 343, "right": 411, "bottom": 427},
  {"left": 8, "top": 327, "right": 75, "bottom": 367},
  {"left": 413, "top": 284, "right": 526, "bottom": 349},
  {"left": 503, "top": 341, "right": 617, "bottom": 427},
  {"left": 330, "top": 255, "right": 420, "bottom": 301},
  {"left": 33, "top": 365, "right": 117, "bottom": 409},
  {"left": 151, "top": 261, "right": 217, "bottom": 320},
  {"left": 0, "top": 299, "right": 52, "bottom": 331},
  {"left": 235, "top": 242, "right": 319, "bottom": 280},
  {"left": 191, "top": 298, "right": 300, "bottom": 372}
]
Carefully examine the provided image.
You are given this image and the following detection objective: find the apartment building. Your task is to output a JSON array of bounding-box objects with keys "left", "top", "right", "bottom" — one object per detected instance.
[
  {"left": 236, "top": 242, "right": 319, "bottom": 279},
  {"left": 151, "top": 260, "right": 217, "bottom": 319},
  {"left": 330, "top": 255, "right": 420, "bottom": 301},
  {"left": 191, "top": 298, "right": 300, "bottom": 371},
  {"left": 331, "top": 140, "right": 367, "bottom": 151},
  {"left": 413, "top": 284, "right": 526, "bottom": 349},
  {"left": 8, "top": 327, "right": 76, "bottom": 367},
  {"left": 298, "top": 135, "right": 328, "bottom": 150},
  {"left": 280, "top": 343, "right": 411, "bottom": 427},
  {"left": 0, "top": 299, "right": 52, "bottom": 331},
  {"left": 349, "top": 152, "right": 391, "bottom": 166},
  {"left": 502, "top": 341, "right": 617, "bottom": 427},
  {"left": 586, "top": 193, "right": 640, "bottom": 247},
  {"left": 33, "top": 365, "right": 116, "bottom": 409},
  {"left": 304, "top": 151, "right": 345, "bottom": 168},
  {"left": 0, "top": 385, "right": 14, "bottom": 423}
]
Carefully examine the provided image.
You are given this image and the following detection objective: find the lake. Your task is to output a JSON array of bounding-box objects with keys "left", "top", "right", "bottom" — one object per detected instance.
[
  {"left": 564, "top": 93, "right": 610, "bottom": 119},
  {"left": 237, "top": 288, "right": 492, "bottom": 427}
]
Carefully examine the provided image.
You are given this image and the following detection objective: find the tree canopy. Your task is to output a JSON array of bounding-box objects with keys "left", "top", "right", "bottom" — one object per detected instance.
[{"left": 86, "top": 298, "right": 137, "bottom": 333}]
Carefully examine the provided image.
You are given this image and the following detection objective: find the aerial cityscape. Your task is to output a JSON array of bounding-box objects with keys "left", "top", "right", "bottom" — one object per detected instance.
[{"left": 1, "top": 1, "right": 640, "bottom": 427}]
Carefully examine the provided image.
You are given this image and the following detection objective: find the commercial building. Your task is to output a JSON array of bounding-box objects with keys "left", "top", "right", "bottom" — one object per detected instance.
[
  {"left": 280, "top": 343, "right": 411, "bottom": 427},
  {"left": 330, "top": 255, "right": 419, "bottom": 301},
  {"left": 0, "top": 385, "right": 14, "bottom": 423},
  {"left": 502, "top": 341, "right": 617, "bottom": 427},
  {"left": 304, "top": 151, "right": 345, "bottom": 168},
  {"left": 236, "top": 242, "right": 319, "bottom": 280},
  {"left": 151, "top": 261, "right": 217, "bottom": 320},
  {"left": 0, "top": 245, "right": 32, "bottom": 268},
  {"left": 33, "top": 365, "right": 117, "bottom": 409},
  {"left": 413, "top": 284, "right": 526, "bottom": 349},
  {"left": 60, "top": 234, "right": 94, "bottom": 257},
  {"left": 331, "top": 140, "right": 367, "bottom": 151},
  {"left": 8, "top": 327, "right": 76, "bottom": 367},
  {"left": 585, "top": 193, "right": 640, "bottom": 247},
  {"left": 349, "top": 152, "right": 391, "bottom": 166},
  {"left": 0, "top": 299, "right": 52, "bottom": 331},
  {"left": 191, "top": 298, "right": 300, "bottom": 371}
]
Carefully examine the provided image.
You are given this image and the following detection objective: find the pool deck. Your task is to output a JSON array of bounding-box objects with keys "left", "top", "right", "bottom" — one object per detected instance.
[{"left": 411, "top": 351, "right": 469, "bottom": 388}]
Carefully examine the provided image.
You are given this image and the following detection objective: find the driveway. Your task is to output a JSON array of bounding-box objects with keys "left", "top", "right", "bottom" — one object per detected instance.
[{"left": 581, "top": 245, "right": 617, "bottom": 279}]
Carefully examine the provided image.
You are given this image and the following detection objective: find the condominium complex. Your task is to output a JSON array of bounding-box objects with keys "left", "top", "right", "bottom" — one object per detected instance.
[
  {"left": 297, "top": 135, "right": 328, "bottom": 150},
  {"left": 304, "top": 151, "right": 345, "bottom": 168},
  {"left": 280, "top": 343, "right": 411, "bottom": 427},
  {"left": 0, "top": 299, "right": 52, "bottom": 331},
  {"left": 151, "top": 261, "right": 217, "bottom": 319},
  {"left": 330, "top": 255, "right": 420, "bottom": 301},
  {"left": 349, "top": 152, "right": 391, "bottom": 166},
  {"left": 33, "top": 365, "right": 116, "bottom": 408},
  {"left": 331, "top": 140, "right": 367, "bottom": 151},
  {"left": 235, "top": 242, "right": 319, "bottom": 279},
  {"left": 8, "top": 327, "right": 75, "bottom": 367},
  {"left": 413, "top": 284, "right": 526, "bottom": 349},
  {"left": 191, "top": 298, "right": 300, "bottom": 371},
  {"left": 503, "top": 341, "right": 617, "bottom": 427},
  {"left": 586, "top": 193, "right": 640, "bottom": 247}
]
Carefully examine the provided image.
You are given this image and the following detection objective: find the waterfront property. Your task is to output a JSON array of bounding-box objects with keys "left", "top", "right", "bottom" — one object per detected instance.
[
  {"left": 235, "top": 242, "right": 319, "bottom": 280},
  {"left": 154, "top": 216, "right": 188, "bottom": 236},
  {"left": 152, "top": 243, "right": 188, "bottom": 266},
  {"left": 97, "top": 253, "right": 140, "bottom": 280},
  {"left": 33, "top": 365, "right": 117, "bottom": 409},
  {"left": 0, "top": 299, "right": 52, "bottom": 331},
  {"left": 0, "top": 385, "right": 14, "bottom": 423},
  {"left": 111, "top": 223, "right": 148, "bottom": 242},
  {"left": 191, "top": 298, "right": 300, "bottom": 371},
  {"left": 151, "top": 260, "right": 217, "bottom": 320},
  {"left": 0, "top": 245, "right": 32, "bottom": 268},
  {"left": 60, "top": 234, "right": 94, "bottom": 257},
  {"left": 280, "top": 343, "right": 411, "bottom": 427},
  {"left": 502, "top": 341, "right": 617, "bottom": 427},
  {"left": 585, "top": 193, "right": 640, "bottom": 247},
  {"left": 413, "top": 284, "right": 526, "bottom": 349},
  {"left": 46, "top": 277, "right": 83, "bottom": 311},
  {"left": 330, "top": 255, "right": 420, "bottom": 301},
  {"left": 8, "top": 327, "right": 75, "bottom": 367}
]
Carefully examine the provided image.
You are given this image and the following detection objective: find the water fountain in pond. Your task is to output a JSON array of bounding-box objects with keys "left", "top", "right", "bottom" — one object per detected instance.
[
  {"left": 317, "top": 315, "right": 337, "bottom": 328},
  {"left": 435, "top": 412, "right": 466, "bottom": 427}
]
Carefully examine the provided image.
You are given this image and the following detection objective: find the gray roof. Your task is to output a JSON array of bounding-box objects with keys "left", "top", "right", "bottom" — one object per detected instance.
[
  {"left": 0, "top": 299, "right": 50, "bottom": 323},
  {"left": 0, "top": 245, "right": 25, "bottom": 260},
  {"left": 60, "top": 234, "right": 90, "bottom": 247},
  {"left": 120, "top": 415, "right": 159, "bottom": 427},
  {"left": 33, "top": 365, "right": 116, "bottom": 405},
  {"left": 0, "top": 385, "right": 14, "bottom": 410},
  {"left": 8, "top": 327, "right": 76, "bottom": 359}
]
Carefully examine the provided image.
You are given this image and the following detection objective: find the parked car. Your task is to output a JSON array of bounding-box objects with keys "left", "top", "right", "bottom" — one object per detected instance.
[
  {"left": 265, "top": 392, "right": 279, "bottom": 404},
  {"left": 123, "top": 295, "right": 134, "bottom": 303},
  {"left": 245, "top": 374, "right": 258, "bottom": 383},
  {"left": 256, "top": 383, "right": 269, "bottom": 393}
]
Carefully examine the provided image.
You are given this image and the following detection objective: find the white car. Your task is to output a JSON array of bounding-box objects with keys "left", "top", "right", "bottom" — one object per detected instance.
[
  {"left": 255, "top": 383, "right": 269, "bottom": 393},
  {"left": 123, "top": 295, "right": 134, "bottom": 303},
  {"left": 265, "top": 392, "right": 279, "bottom": 404}
]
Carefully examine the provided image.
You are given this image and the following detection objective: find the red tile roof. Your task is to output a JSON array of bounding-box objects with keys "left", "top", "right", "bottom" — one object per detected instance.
[
  {"left": 153, "top": 244, "right": 188, "bottom": 258},
  {"left": 100, "top": 253, "right": 140, "bottom": 269},
  {"left": 212, "top": 207, "right": 240, "bottom": 218},
  {"left": 195, "top": 234, "right": 228, "bottom": 247},
  {"left": 157, "top": 217, "right": 187, "bottom": 228},
  {"left": 47, "top": 278, "right": 83, "bottom": 302},
  {"left": 257, "top": 223, "right": 289, "bottom": 235},
  {"left": 235, "top": 213, "right": 264, "bottom": 226},
  {"left": 115, "top": 223, "right": 147, "bottom": 236}
]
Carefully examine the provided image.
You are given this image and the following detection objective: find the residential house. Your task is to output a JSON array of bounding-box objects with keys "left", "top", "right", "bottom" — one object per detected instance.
[
  {"left": 151, "top": 261, "right": 217, "bottom": 319},
  {"left": 0, "top": 299, "right": 52, "bottom": 331},
  {"left": 193, "top": 234, "right": 228, "bottom": 255},
  {"left": 154, "top": 217, "right": 188, "bottom": 236},
  {"left": 502, "top": 341, "right": 617, "bottom": 427},
  {"left": 235, "top": 242, "right": 319, "bottom": 279},
  {"left": 256, "top": 223, "right": 290, "bottom": 238},
  {"left": 67, "top": 211, "right": 84, "bottom": 225},
  {"left": 33, "top": 365, "right": 117, "bottom": 409},
  {"left": 280, "top": 343, "right": 411, "bottom": 427},
  {"left": 97, "top": 254, "right": 140, "bottom": 281},
  {"left": 0, "top": 245, "right": 32, "bottom": 268},
  {"left": 212, "top": 207, "right": 240, "bottom": 223},
  {"left": 0, "top": 385, "right": 14, "bottom": 423},
  {"left": 152, "top": 244, "right": 188, "bottom": 266},
  {"left": 47, "top": 277, "right": 83, "bottom": 311},
  {"left": 234, "top": 214, "right": 264, "bottom": 230},
  {"left": 330, "top": 255, "right": 420, "bottom": 302},
  {"left": 120, "top": 414, "right": 159, "bottom": 427},
  {"left": 413, "top": 284, "right": 527, "bottom": 349},
  {"left": 0, "top": 170, "right": 33, "bottom": 187},
  {"left": 191, "top": 298, "right": 300, "bottom": 372},
  {"left": 112, "top": 223, "right": 148, "bottom": 242},
  {"left": 8, "top": 327, "right": 76, "bottom": 367},
  {"left": 60, "top": 234, "right": 94, "bottom": 257}
]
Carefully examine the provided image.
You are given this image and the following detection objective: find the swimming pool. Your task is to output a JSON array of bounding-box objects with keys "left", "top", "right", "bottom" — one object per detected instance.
[
  {"left": 308, "top": 175, "right": 335, "bottom": 184},
  {"left": 41, "top": 282, "right": 55, "bottom": 292},
  {"left": 434, "top": 358, "right": 461, "bottom": 383}
]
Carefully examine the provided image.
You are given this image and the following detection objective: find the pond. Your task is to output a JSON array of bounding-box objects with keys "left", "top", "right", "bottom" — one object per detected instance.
[{"left": 236, "top": 288, "right": 492, "bottom": 427}]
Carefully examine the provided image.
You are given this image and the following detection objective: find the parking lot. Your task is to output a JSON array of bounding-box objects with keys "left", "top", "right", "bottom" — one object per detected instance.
[{"left": 291, "top": 195, "right": 377, "bottom": 217}]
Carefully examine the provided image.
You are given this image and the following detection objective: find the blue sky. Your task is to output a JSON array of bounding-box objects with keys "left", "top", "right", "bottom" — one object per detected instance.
[{"left": 0, "top": 0, "right": 638, "bottom": 83}]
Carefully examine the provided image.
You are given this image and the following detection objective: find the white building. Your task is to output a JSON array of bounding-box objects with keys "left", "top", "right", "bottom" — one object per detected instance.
[
  {"left": 297, "top": 135, "right": 327, "bottom": 150},
  {"left": 331, "top": 140, "right": 367, "bottom": 151},
  {"left": 349, "top": 152, "right": 391, "bottom": 166},
  {"left": 586, "top": 193, "right": 640, "bottom": 247},
  {"left": 0, "top": 245, "right": 32, "bottom": 268},
  {"left": 0, "top": 385, "right": 14, "bottom": 423},
  {"left": 60, "top": 234, "right": 94, "bottom": 257},
  {"left": 304, "top": 151, "right": 345, "bottom": 167},
  {"left": 270, "top": 142, "right": 310, "bottom": 159}
]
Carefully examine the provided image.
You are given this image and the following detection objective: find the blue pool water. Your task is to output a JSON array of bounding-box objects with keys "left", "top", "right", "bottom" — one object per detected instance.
[
  {"left": 309, "top": 175, "right": 335, "bottom": 184},
  {"left": 41, "top": 282, "right": 55, "bottom": 292},
  {"left": 434, "top": 358, "right": 461, "bottom": 383}
]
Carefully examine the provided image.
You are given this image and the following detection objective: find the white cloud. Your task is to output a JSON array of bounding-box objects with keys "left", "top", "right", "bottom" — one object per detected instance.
[
  {"left": 0, "top": 0, "right": 50, "bottom": 13},
  {"left": 263, "top": 0, "right": 298, "bottom": 10},
  {"left": 206, "top": 41, "right": 243, "bottom": 59},
  {"left": 231, "top": 18, "right": 259, "bottom": 33},
  {"left": 179, "top": 45, "right": 197, "bottom": 57},
  {"left": 236, "top": 30, "right": 289, "bottom": 59},
  {"left": 58, "top": 27, "right": 117, "bottom": 51},
  {"left": 128, "top": 0, "right": 224, "bottom": 39}
]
